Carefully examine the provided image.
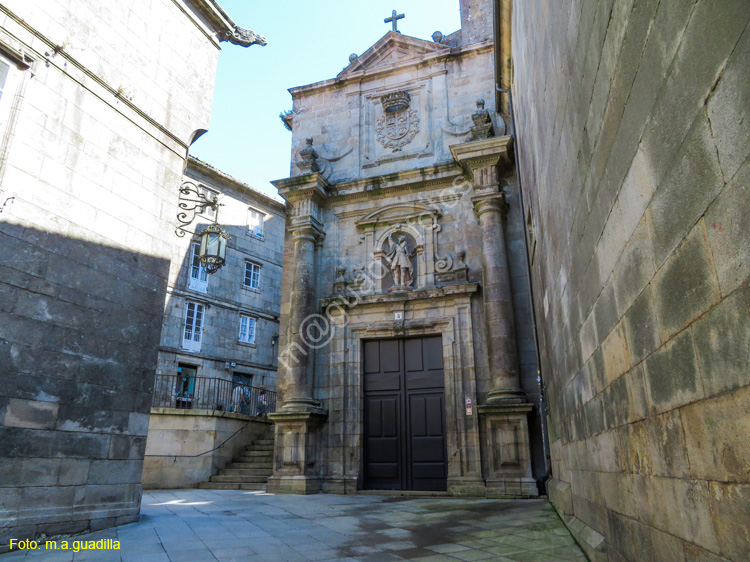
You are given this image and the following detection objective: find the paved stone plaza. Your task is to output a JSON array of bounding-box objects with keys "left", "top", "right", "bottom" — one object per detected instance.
[{"left": 1, "top": 491, "right": 586, "bottom": 561}]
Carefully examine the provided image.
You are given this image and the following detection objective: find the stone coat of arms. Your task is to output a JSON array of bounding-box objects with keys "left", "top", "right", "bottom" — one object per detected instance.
[{"left": 376, "top": 91, "right": 419, "bottom": 151}]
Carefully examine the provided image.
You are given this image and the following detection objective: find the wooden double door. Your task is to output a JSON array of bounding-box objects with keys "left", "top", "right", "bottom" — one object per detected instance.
[{"left": 363, "top": 336, "right": 447, "bottom": 491}]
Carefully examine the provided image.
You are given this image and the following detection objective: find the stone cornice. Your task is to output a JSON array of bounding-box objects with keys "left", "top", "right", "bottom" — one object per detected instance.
[
  {"left": 329, "top": 162, "right": 463, "bottom": 205},
  {"left": 272, "top": 173, "right": 330, "bottom": 204},
  {"left": 289, "top": 41, "right": 494, "bottom": 98},
  {"left": 320, "top": 283, "right": 479, "bottom": 308}
]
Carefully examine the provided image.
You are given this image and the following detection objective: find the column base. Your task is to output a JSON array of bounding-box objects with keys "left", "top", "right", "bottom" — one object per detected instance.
[
  {"left": 485, "top": 477, "right": 539, "bottom": 498},
  {"left": 447, "top": 476, "right": 487, "bottom": 497},
  {"left": 276, "top": 397, "right": 325, "bottom": 413},
  {"left": 266, "top": 475, "right": 323, "bottom": 495},
  {"left": 268, "top": 410, "right": 327, "bottom": 494},
  {"left": 486, "top": 387, "right": 527, "bottom": 404},
  {"left": 477, "top": 401, "right": 535, "bottom": 497},
  {"left": 321, "top": 476, "right": 359, "bottom": 495}
]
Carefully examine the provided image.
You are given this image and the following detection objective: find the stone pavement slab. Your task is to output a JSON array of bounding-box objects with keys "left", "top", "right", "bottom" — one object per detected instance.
[{"left": 1, "top": 490, "right": 587, "bottom": 561}]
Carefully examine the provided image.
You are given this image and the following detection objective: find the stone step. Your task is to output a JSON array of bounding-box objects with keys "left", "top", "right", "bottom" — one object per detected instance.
[
  {"left": 239, "top": 451, "right": 273, "bottom": 458},
  {"left": 210, "top": 475, "right": 269, "bottom": 483},
  {"left": 239, "top": 483, "right": 267, "bottom": 491},
  {"left": 221, "top": 468, "right": 272, "bottom": 476},
  {"left": 245, "top": 444, "right": 274, "bottom": 452},
  {"left": 228, "top": 462, "right": 273, "bottom": 470},
  {"left": 253, "top": 439, "right": 275, "bottom": 446},
  {"left": 198, "top": 482, "right": 240, "bottom": 490}
]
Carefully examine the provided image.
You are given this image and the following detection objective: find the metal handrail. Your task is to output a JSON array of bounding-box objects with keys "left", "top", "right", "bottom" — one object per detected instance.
[{"left": 151, "top": 374, "right": 276, "bottom": 416}]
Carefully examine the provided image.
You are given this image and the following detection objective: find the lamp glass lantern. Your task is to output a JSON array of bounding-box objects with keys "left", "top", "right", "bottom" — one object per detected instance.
[{"left": 198, "top": 223, "right": 230, "bottom": 274}]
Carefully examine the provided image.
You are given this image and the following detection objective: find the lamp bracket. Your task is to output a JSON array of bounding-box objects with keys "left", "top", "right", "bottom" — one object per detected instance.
[{"left": 176, "top": 180, "right": 224, "bottom": 237}]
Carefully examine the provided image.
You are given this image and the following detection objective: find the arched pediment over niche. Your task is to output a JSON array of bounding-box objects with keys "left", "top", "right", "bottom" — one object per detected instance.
[
  {"left": 374, "top": 224, "right": 425, "bottom": 251},
  {"left": 355, "top": 202, "right": 441, "bottom": 231}
]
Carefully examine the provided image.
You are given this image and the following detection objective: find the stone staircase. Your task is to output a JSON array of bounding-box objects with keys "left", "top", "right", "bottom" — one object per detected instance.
[{"left": 198, "top": 431, "right": 274, "bottom": 491}]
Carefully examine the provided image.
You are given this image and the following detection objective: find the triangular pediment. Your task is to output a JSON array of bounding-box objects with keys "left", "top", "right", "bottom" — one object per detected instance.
[{"left": 339, "top": 32, "right": 449, "bottom": 77}]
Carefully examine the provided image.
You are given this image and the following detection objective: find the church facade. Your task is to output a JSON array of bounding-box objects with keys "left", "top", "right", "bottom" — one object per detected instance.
[{"left": 269, "top": 0, "right": 545, "bottom": 497}]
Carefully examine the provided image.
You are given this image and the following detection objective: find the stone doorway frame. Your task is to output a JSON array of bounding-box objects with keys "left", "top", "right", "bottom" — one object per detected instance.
[{"left": 335, "top": 287, "right": 486, "bottom": 496}]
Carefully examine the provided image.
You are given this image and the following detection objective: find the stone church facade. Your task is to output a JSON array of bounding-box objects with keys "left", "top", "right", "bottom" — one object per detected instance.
[{"left": 269, "top": 0, "right": 545, "bottom": 497}]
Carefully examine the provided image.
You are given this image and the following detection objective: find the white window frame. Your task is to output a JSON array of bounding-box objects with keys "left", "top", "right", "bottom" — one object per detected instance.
[
  {"left": 239, "top": 315, "right": 257, "bottom": 345},
  {"left": 182, "top": 301, "right": 204, "bottom": 352},
  {"left": 0, "top": 54, "right": 21, "bottom": 146},
  {"left": 247, "top": 207, "right": 265, "bottom": 238},
  {"left": 244, "top": 261, "right": 261, "bottom": 290},
  {"left": 198, "top": 184, "right": 218, "bottom": 221},
  {"left": 188, "top": 242, "right": 208, "bottom": 293}
]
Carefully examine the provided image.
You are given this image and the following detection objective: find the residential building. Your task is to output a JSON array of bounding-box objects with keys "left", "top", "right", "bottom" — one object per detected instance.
[{"left": 143, "top": 156, "right": 285, "bottom": 489}]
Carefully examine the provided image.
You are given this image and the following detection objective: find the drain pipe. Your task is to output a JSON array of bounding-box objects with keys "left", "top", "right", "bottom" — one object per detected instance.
[{"left": 497, "top": 84, "right": 552, "bottom": 488}]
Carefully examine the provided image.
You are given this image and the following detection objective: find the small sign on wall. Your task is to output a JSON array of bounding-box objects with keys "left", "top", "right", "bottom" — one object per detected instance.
[
  {"left": 465, "top": 395, "right": 473, "bottom": 416},
  {"left": 394, "top": 312, "right": 403, "bottom": 320}
]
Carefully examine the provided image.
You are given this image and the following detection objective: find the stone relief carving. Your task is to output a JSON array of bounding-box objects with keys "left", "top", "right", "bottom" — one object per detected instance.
[
  {"left": 222, "top": 26, "right": 267, "bottom": 47},
  {"left": 333, "top": 266, "right": 348, "bottom": 295},
  {"left": 295, "top": 137, "right": 354, "bottom": 178},
  {"left": 436, "top": 249, "right": 469, "bottom": 285},
  {"left": 468, "top": 98, "right": 494, "bottom": 141},
  {"left": 383, "top": 233, "right": 416, "bottom": 291},
  {"left": 298, "top": 137, "right": 321, "bottom": 173},
  {"left": 376, "top": 91, "right": 419, "bottom": 152}
]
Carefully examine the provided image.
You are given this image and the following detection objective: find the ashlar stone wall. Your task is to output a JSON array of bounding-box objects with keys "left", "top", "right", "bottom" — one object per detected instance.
[
  {"left": 0, "top": 0, "right": 249, "bottom": 546},
  {"left": 512, "top": 1, "right": 750, "bottom": 560}
]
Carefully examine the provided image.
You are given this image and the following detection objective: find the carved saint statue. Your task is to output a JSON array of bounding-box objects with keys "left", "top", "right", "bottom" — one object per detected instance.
[{"left": 384, "top": 233, "right": 415, "bottom": 289}]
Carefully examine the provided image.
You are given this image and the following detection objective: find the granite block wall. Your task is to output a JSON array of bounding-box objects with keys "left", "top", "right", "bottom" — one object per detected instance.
[
  {"left": 512, "top": 0, "right": 750, "bottom": 560},
  {"left": 0, "top": 0, "right": 230, "bottom": 546}
]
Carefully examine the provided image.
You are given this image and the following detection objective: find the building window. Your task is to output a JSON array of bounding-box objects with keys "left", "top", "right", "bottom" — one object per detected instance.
[
  {"left": 199, "top": 185, "right": 218, "bottom": 221},
  {"left": 0, "top": 54, "right": 21, "bottom": 141},
  {"left": 188, "top": 242, "right": 208, "bottom": 293},
  {"left": 248, "top": 207, "right": 264, "bottom": 238},
  {"left": 239, "top": 315, "right": 256, "bottom": 344},
  {"left": 182, "top": 301, "right": 204, "bottom": 352},
  {"left": 244, "top": 261, "right": 261, "bottom": 290}
]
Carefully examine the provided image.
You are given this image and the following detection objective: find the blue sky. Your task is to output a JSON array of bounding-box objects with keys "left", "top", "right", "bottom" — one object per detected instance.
[{"left": 190, "top": 1, "right": 462, "bottom": 199}]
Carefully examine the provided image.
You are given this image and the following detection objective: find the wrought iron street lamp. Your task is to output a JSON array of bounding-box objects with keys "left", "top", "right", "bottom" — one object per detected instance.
[
  {"left": 175, "top": 180, "right": 231, "bottom": 274},
  {"left": 198, "top": 223, "right": 230, "bottom": 273}
]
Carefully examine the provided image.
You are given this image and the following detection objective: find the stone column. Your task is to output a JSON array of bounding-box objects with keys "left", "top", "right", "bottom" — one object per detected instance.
[
  {"left": 267, "top": 173, "right": 329, "bottom": 494},
  {"left": 473, "top": 195, "right": 524, "bottom": 403},
  {"left": 451, "top": 136, "right": 537, "bottom": 498},
  {"left": 282, "top": 225, "right": 319, "bottom": 411}
]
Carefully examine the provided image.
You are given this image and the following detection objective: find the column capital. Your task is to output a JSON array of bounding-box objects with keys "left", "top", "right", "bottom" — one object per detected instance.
[
  {"left": 449, "top": 135, "right": 514, "bottom": 183},
  {"left": 272, "top": 172, "right": 331, "bottom": 205},
  {"left": 288, "top": 219, "right": 325, "bottom": 243},
  {"left": 472, "top": 193, "right": 507, "bottom": 218}
]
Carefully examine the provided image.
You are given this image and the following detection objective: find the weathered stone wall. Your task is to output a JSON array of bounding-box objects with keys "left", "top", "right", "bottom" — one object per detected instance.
[
  {"left": 459, "top": 0, "right": 495, "bottom": 46},
  {"left": 513, "top": 1, "right": 750, "bottom": 560},
  {"left": 0, "top": 0, "right": 233, "bottom": 546},
  {"left": 157, "top": 159, "right": 285, "bottom": 390},
  {"left": 288, "top": 42, "right": 498, "bottom": 185},
  {"left": 142, "top": 410, "right": 270, "bottom": 489}
]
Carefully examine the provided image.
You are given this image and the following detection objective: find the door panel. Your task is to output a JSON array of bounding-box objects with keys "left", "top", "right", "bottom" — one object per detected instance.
[
  {"left": 408, "top": 393, "right": 446, "bottom": 490},
  {"left": 364, "top": 395, "right": 401, "bottom": 488},
  {"left": 363, "top": 337, "right": 446, "bottom": 491}
]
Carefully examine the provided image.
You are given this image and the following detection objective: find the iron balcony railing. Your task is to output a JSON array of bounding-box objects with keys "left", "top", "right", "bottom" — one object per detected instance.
[{"left": 152, "top": 374, "right": 276, "bottom": 416}]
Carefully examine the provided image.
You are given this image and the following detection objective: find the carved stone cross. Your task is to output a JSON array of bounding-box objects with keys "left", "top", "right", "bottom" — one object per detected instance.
[{"left": 384, "top": 10, "right": 405, "bottom": 33}]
